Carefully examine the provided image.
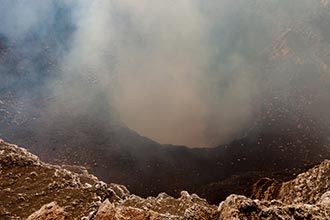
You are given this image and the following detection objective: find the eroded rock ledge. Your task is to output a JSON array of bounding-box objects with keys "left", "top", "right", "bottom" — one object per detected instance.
[{"left": 1, "top": 139, "right": 330, "bottom": 219}]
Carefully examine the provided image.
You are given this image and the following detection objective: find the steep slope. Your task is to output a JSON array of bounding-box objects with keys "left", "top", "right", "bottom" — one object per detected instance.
[{"left": 1, "top": 0, "right": 330, "bottom": 206}]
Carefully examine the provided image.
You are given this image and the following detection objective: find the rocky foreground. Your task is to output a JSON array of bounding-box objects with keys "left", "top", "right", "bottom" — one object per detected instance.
[{"left": 1, "top": 140, "right": 330, "bottom": 219}]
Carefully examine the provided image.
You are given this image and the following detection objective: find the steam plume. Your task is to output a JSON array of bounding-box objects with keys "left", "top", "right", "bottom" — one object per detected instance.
[{"left": 1, "top": 0, "right": 330, "bottom": 147}]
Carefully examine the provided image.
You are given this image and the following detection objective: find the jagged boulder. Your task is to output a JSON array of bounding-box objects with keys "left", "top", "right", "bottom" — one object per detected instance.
[
  {"left": 218, "top": 194, "right": 330, "bottom": 220},
  {"left": 119, "top": 191, "right": 219, "bottom": 220},
  {"left": 121, "top": 191, "right": 217, "bottom": 217},
  {"left": 183, "top": 204, "right": 220, "bottom": 220},
  {"left": 94, "top": 198, "right": 220, "bottom": 220},
  {"left": 318, "top": 191, "right": 330, "bottom": 206},
  {"left": 278, "top": 160, "right": 330, "bottom": 204},
  {"left": 27, "top": 202, "right": 66, "bottom": 220},
  {"left": 0, "top": 139, "right": 40, "bottom": 169},
  {"left": 94, "top": 199, "right": 175, "bottom": 220},
  {"left": 217, "top": 159, "right": 330, "bottom": 219},
  {"left": 0, "top": 139, "right": 129, "bottom": 219}
]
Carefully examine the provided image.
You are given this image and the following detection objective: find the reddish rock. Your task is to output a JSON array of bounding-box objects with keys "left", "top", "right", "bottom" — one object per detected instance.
[{"left": 27, "top": 202, "right": 66, "bottom": 220}]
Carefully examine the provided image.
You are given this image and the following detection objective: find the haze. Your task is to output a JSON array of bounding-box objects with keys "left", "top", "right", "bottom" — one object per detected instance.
[{"left": 1, "top": 0, "right": 329, "bottom": 147}]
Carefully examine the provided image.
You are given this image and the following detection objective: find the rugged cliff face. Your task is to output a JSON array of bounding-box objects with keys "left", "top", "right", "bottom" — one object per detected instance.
[
  {"left": 1, "top": 139, "right": 330, "bottom": 220},
  {"left": 0, "top": 139, "right": 129, "bottom": 219},
  {"left": 1, "top": 1, "right": 330, "bottom": 205}
]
